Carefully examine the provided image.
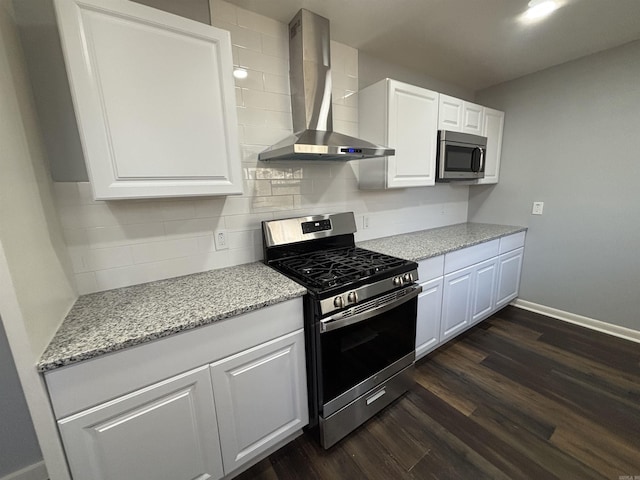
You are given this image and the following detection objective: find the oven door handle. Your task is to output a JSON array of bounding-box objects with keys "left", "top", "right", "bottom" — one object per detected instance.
[{"left": 320, "top": 285, "right": 422, "bottom": 333}]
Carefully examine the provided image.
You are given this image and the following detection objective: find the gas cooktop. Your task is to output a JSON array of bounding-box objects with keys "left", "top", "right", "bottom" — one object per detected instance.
[{"left": 270, "top": 246, "right": 410, "bottom": 291}]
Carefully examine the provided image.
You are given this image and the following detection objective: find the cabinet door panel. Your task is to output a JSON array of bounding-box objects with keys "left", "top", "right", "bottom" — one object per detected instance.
[
  {"left": 471, "top": 258, "right": 498, "bottom": 324},
  {"left": 438, "top": 94, "right": 463, "bottom": 131},
  {"left": 441, "top": 265, "right": 474, "bottom": 341},
  {"left": 496, "top": 248, "right": 524, "bottom": 309},
  {"left": 477, "top": 107, "right": 504, "bottom": 185},
  {"left": 210, "top": 329, "right": 308, "bottom": 474},
  {"left": 462, "top": 103, "right": 484, "bottom": 135},
  {"left": 59, "top": 366, "right": 223, "bottom": 480},
  {"left": 387, "top": 81, "right": 439, "bottom": 187},
  {"left": 416, "top": 277, "right": 443, "bottom": 359},
  {"left": 55, "top": 0, "right": 242, "bottom": 199}
]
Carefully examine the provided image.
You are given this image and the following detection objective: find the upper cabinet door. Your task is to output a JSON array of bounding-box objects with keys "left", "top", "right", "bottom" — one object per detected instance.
[
  {"left": 387, "top": 80, "right": 439, "bottom": 188},
  {"left": 477, "top": 107, "right": 505, "bottom": 185},
  {"left": 54, "top": 0, "right": 243, "bottom": 199},
  {"left": 438, "top": 94, "right": 463, "bottom": 131},
  {"left": 438, "top": 95, "right": 484, "bottom": 135},
  {"left": 462, "top": 102, "right": 485, "bottom": 136},
  {"left": 358, "top": 79, "right": 439, "bottom": 189}
]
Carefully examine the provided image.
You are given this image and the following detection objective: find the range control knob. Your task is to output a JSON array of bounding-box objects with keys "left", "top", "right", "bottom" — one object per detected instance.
[
  {"left": 334, "top": 296, "right": 344, "bottom": 308},
  {"left": 393, "top": 276, "right": 403, "bottom": 287},
  {"left": 347, "top": 291, "right": 358, "bottom": 304},
  {"left": 403, "top": 273, "right": 413, "bottom": 283}
]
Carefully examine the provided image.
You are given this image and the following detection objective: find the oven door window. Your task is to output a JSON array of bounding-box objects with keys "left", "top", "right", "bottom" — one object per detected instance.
[{"left": 320, "top": 296, "right": 417, "bottom": 402}]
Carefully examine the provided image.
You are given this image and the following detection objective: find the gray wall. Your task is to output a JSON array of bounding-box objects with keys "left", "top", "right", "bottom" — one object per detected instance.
[
  {"left": 359, "top": 51, "right": 475, "bottom": 100},
  {"left": 132, "top": 0, "right": 211, "bottom": 24},
  {"left": 469, "top": 40, "right": 640, "bottom": 331},
  {"left": 0, "top": 319, "right": 43, "bottom": 477}
]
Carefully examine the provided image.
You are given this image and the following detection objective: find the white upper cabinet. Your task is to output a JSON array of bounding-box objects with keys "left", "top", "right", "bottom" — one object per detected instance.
[
  {"left": 438, "top": 95, "right": 464, "bottom": 131},
  {"left": 462, "top": 102, "right": 485, "bottom": 136},
  {"left": 477, "top": 107, "right": 505, "bottom": 185},
  {"left": 54, "top": 0, "right": 242, "bottom": 199},
  {"left": 359, "top": 79, "right": 439, "bottom": 189},
  {"left": 438, "top": 95, "right": 484, "bottom": 135},
  {"left": 439, "top": 94, "right": 504, "bottom": 185}
]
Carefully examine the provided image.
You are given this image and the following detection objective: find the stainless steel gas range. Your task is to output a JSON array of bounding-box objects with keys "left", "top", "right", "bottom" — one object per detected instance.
[{"left": 262, "top": 212, "right": 421, "bottom": 448}]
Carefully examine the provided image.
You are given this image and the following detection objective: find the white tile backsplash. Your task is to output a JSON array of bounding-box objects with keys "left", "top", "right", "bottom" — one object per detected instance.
[
  {"left": 237, "top": 48, "right": 288, "bottom": 76},
  {"left": 55, "top": 0, "right": 468, "bottom": 294},
  {"left": 235, "top": 8, "right": 286, "bottom": 38},
  {"left": 242, "top": 89, "right": 291, "bottom": 112},
  {"left": 263, "top": 73, "right": 289, "bottom": 95}
]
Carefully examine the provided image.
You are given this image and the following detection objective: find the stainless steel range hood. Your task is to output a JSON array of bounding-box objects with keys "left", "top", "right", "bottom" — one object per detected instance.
[{"left": 258, "top": 9, "right": 394, "bottom": 162}]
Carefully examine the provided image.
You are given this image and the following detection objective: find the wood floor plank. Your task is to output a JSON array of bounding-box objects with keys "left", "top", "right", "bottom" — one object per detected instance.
[
  {"left": 234, "top": 306, "right": 640, "bottom": 480},
  {"left": 487, "top": 315, "right": 640, "bottom": 395},
  {"left": 417, "top": 358, "right": 556, "bottom": 441},
  {"left": 339, "top": 421, "right": 410, "bottom": 480},
  {"left": 431, "top": 343, "right": 640, "bottom": 474},
  {"left": 413, "top": 362, "right": 477, "bottom": 417},
  {"left": 407, "top": 384, "right": 559, "bottom": 480},
  {"left": 362, "top": 401, "right": 432, "bottom": 471},
  {"left": 295, "top": 432, "right": 365, "bottom": 479},
  {"left": 470, "top": 403, "right": 607, "bottom": 480},
  {"left": 469, "top": 332, "right": 640, "bottom": 442}
]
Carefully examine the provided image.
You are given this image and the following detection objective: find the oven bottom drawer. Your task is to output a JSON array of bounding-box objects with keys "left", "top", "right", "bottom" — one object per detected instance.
[{"left": 318, "top": 365, "right": 414, "bottom": 449}]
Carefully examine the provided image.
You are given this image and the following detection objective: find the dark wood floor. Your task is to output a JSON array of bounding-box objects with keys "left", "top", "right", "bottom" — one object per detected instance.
[{"left": 235, "top": 306, "right": 640, "bottom": 479}]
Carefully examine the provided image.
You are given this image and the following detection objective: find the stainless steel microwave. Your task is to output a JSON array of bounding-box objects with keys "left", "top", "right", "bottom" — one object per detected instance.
[{"left": 436, "top": 130, "right": 488, "bottom": 181}]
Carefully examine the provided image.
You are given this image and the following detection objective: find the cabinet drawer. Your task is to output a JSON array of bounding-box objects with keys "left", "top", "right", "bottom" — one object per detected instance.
[
  {"left": 499, "top": 231, "right": 526, "bottom": 254},
  {"left": 417, "top": 255, "right": 444, "bottom": 283},
  {"left": 444, "top": 239, "right": 499, "bottom": 274}
]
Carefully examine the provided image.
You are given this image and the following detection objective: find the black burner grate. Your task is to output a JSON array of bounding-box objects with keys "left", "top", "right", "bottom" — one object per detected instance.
[{"left": 273, "top": 247, "right": 408, "bottom": 290}]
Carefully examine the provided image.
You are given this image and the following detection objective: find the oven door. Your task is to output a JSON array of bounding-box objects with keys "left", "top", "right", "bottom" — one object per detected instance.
[
  {"left": 438, "top": 140, "right": 485, "bottom": 180},
  {"left": 318, "top": 284, "right": 420, "bottom": 417}
]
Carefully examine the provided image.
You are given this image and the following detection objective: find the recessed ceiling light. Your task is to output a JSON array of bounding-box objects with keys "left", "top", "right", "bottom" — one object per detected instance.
[
  {"left": 233, "top": 68, "right": 248, "bottom": 79},
  {"left": 523, "top": 0, "right": 559, "bottom": 21}
]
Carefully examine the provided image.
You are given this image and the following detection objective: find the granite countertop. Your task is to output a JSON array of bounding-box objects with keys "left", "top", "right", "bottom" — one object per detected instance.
[
  {"left": 39, "top": 222, "right": 526, "bottom": 373},
  {"left": 358, "top": 222, "right": 526, "bottom": 262},
  {"left": 38, "top": 262, "right": 306, "bottom": 372}
]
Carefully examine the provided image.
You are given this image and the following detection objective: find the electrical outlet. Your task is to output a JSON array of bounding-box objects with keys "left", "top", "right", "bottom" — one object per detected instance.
[
  {"left": 214, "top": 230, "right": 229, "bottom": 250},
  {"left": 362, "top": 215, "right": 370, "bottom": 230},
  {"left": 532, "top": 201, "right": 544, "bottom": 215}
]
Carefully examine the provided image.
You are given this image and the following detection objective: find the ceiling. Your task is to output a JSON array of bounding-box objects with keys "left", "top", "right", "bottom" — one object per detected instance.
[{"left": 224, "top": 0, "right": 640, "bottom": 91}]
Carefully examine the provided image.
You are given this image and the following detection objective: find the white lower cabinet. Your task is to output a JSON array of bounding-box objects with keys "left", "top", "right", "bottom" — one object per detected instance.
[
  {"left": 48, "top": 299, "right": 307, "bottom": 480},
  {"left": 496, "top": 247, "right": 524, "bottom": 309},
  {"left": 441, "top": 265, "right": 475, "bottom": 342},
  {"left": 415, "top": 232, "right": 526, "bottom": 357},
  {"left": 471, "top": 257, "right": 498, "bottom": 325},
  {"left": 416, "top": 277, "right": 444, "bottom": 359},
  {"left": 210, "top": 330, "right": 308, "bottom": 474},
  {"left": 58, "top": 366, "right": 223, "bottom": 480}
]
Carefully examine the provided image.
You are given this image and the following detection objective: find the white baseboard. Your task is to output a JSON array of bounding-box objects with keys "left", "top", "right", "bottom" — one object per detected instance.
[
  {"left": 511, "top": 299, "right": 640, "bottom": 344},
  {"left": 0, "top": 461, "right": 48, "bottom": 480}
]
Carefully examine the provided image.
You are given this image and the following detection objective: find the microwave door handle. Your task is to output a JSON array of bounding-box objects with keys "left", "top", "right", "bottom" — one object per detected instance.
[
  {"left": 471, "top": 147, "right": 481, "bottom": 172},
  {"left": 479, "top": 147, "right": 485, "bottom": 173}
]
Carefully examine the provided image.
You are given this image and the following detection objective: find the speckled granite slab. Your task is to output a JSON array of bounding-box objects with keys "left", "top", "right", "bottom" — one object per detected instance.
[
  {"left": 38, "top": 262, "right": 306, "bottom": 372},
  {"left": 359, "top": 223, "right": 526, "bottom": 262}
]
